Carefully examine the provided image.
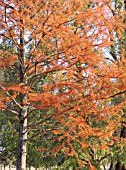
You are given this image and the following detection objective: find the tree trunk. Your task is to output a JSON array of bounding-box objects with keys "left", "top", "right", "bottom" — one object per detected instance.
[
  {"left": 16, "top": 4, "right": 27, "bottom": 168},
  {"left": 16, "top": 107, "right": 27, "bottom": 170},
  {"left": 115, "top": 162, "right": 126, "bottom": 170},
  {"left": 16, "top": 1, "right": 28, "bottom": 168}
]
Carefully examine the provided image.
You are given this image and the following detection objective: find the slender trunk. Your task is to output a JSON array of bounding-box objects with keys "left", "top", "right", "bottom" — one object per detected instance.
[
  {"left": 16, "top": 3, "right": 27, "bottom": 169},
  {"left": 17, "top": 107, "right": 27, "bottom": 170},
  {"left": 16, "top": 68, "right": 28, "bottom": 170}
]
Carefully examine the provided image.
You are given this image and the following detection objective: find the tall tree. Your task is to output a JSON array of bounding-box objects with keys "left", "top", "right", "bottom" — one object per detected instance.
[{"left": 0, "top": 0, "right": 126, "bottom": 170}]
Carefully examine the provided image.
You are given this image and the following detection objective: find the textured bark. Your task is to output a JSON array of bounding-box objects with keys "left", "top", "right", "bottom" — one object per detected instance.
[
  {"left": 16, "top": 108, "right": 27, "bottom": 170},
  {"left": 16, "top": 5, "right": 27, "bottom": 168}
]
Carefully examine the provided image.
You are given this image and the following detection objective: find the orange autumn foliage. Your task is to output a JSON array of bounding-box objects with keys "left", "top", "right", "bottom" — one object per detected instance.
[{"left": 0, "top": 0, "right": 126, "bottom": 169}]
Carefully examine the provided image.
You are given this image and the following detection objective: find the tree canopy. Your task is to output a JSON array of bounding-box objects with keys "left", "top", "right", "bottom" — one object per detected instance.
[{"left": 0, "top": 0, "right": 126, "bottom": 169}]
